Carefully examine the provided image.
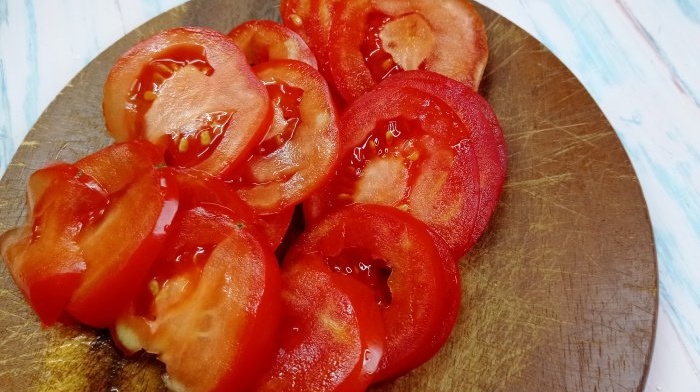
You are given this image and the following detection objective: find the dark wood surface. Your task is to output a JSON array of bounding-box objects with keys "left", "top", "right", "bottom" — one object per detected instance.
[{"left": 0, "top": 1, "right": 657, "bottom": 391}]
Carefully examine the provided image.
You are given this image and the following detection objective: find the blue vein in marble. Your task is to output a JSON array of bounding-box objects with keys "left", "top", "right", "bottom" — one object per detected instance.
[
  {"left": 0, "top": 60, "right": 11, "bottom": 170},
  {"left": 0, "top": 0, "right": 8, "bottom": 25},
  {"left": 23, "top": 0, "right": 38, "bottom": 129},
  {"left": 640, "top": 146, "right": 700, "bottom": 358},
  {"left": 674, "top": 0, "right": 700, "bottom": 24},
  {"left": 616, "top": 0, "right": 700, "bottom": 108},
  {"left": 529, "top": 2, "right": 632, "bottom": 86},
  {"left": 656, "top": 231, "right": 700, "bottom": 356}
]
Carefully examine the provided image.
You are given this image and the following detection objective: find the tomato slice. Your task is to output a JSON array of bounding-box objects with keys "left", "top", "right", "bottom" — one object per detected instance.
[
  {"left": 378, "top": 70, "right": 507, "bottom": 247},
  {"left": 257, "top": 256, "right": 383, "bottom": 391},
  {"left": 227, "top": 60, "right": 340, "bottom": 214},
  {"left": 228, "top": 20, "right": 318, "bottom": 69},
  {"left": 281, "top": 0, "right": 332, "bottom": 71},
  {"left": 171, "top": 168, "right": 292, "bottom": 249},
  {"left": 328, "top": 0, "right": 488, "bottom": 102},
  {"left": 305, "top": 84, "right": 481, "bottom": 257},
  {"left": 74, "top": 140, "right": 165, "bottom": 194},
  {"left": 103, "top": 27, "right": 271, "bottom": 176},
  {"left": 292, "top": 204, "right": 461, "bottom": 381},
  {"left": 1, "top": 163, "right": 108, "bottom": 325},
  {"left": 66, "top": 168, "right": 179, "bottom": 328},
  {"left": 114, "top": 203, "right": 281, "bottom": 392}
]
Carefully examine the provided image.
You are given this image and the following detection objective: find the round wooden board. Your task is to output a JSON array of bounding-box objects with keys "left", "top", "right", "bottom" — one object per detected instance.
[{"left": 0, "top": 1, "right": 657, "bottom": 391}]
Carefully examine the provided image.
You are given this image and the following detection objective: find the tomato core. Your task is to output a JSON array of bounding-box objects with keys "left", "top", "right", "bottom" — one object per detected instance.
[
  {"left": 337, "top": 117, "right": 425, "bottom": 207},
  {"left": 325, "top": 246, "right": 393, "bottom": 307},
  {"left": 134, "top": 244, "right": 214, "bottom": 319},
  {"left": 360, "top": 12, "right": 402, "bottom": 83},
  {"left": 228, "top": 79, "right": 305, "bottom": 187},
  {"left": 130, "top": 44, "right": 213, "bottom": 124},
  {"left": 258, "top": 79, "right": 304, "bottom": 156},
  {"left": 128, "top": 44, "right": 236, "bottom": 168}
]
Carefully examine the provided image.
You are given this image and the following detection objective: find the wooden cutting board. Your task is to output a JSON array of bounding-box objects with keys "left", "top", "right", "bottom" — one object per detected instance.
[{"left": 0, "top": 1, "right": 657, "bottom": 391}]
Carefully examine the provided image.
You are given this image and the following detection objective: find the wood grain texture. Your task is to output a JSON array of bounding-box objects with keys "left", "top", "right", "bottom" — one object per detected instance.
[{"left": 0, "top": 1, "right": 657, "bottom": 391}]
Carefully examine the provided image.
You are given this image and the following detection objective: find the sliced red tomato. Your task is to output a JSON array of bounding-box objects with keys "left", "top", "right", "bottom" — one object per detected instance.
[
  {"left": 66, "top": 168, "right": 179, "bottom": 328},
  {"left": 328, "top": 0, "right": 488, "bottom": 102},
  {"left": 171, "top": 168, "right": 292, "bottom": 249},
  {"left": 281, "top": 0, "right": 348, "bottom": 107},
  {"left": 103, "top": 27, "right": 271, "bottom": 176},
  {"left": 227, "top": 60, "right": 340, "bottom": 214},
  {"left": 74, "top": 140, "right": 165, "bottom": 194},
  {"left": 228, "top": 20, "right": 318, "bottom": 69},
  {"left": 1, "top": 163, "right": 108, "bottom": 325},
  {"left": 258, "top": 206, "right": 295, "bottom": 252},
  {"left": 280, "top": 0, "right": 332, "bottom": 71},
  {"left": 305, "top": 84, "right": 481, "bottom": 257},
  {"left": 257, "top": 256, "right": 383, "bottom": 391},
  {"left": 378, "top": 70, "right": 507, "bottom": 247},
  {"left": 114, "top": 203, "right": 281, "bottom": 392},
  {"left": 292, "top": 204, "right": 461, "bottom": 382}
]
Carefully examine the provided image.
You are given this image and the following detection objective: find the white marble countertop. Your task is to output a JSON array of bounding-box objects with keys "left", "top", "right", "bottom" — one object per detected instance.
[{"left": 1, "top": 0, "right": 699, "bottom": 390}]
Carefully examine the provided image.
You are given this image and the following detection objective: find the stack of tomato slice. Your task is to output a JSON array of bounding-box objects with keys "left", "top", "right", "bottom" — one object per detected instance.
[{"left": 0, "top": 0, "right": 507, "bottom": 391}]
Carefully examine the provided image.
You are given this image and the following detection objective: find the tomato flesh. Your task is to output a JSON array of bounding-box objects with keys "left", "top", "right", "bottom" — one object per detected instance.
[
  {"left": 378, "top": 70, "right": 507, "bottom": 247},
  {"left": 228, "top": 20, "right": 318, "bottom": 69},
  {"left": 255, "top": 79, "right": 305, "bottom": 157},
  {"left": 1, "top": 164, "right": 108, "bottom": 325},
  {"left": 257, "top": 256, "right": 383, "bottom": 391},
  {"left": 104, "top": 27, "right": 271, "bottom": 176},
  {"left": 115, "top": 204, "right": 281, "bottom": 392},
  {"left": 360, "top": 12, "right": 402, "bottom": 83},
  {"left": 292, "top": 204, "right": 461, "bottom": 381},
  {"left": 67, "top": 168, "right": 179, "bottom": 328},
  {"left": 305, "top": 85, "right": 481, "bottom": 257},
  {"left": 74, "top": 141, "right": 165, "bottom": 194},
  {"left": 329, "top": 0, "right": 489, "bottom": 101},
  {"left": 227, "top": 60, "right": 340, "bottom": 214},
  {"left": 326, "top": 246, "right": 393, "bottom": 307},
  {"left": 121, "top": 43, "right": 221, "bottom": 161}
]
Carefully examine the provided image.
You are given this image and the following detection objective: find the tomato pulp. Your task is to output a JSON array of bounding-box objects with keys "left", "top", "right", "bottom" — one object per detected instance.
[{"left": 103, "top": 27, "right": 271, "bottom": 176}]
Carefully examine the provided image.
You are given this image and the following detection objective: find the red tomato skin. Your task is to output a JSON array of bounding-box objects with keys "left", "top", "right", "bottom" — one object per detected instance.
[
  {"left": 103, "top": 27, "right": 271, "bottom": 177},
  {"left": 228, "top": 19, "right": 318, "bottom": 69},
  {"left": 227, "top": 59, "right": 340, "bottom": 214},
  {"left": 293, "top": 204, "right": 461, "bottom": 382},
  {"left": 304, "top": 84, "right": 481, "bottom": 258},
  {"left": 113, "top": 204, "right": 281, "bottom": 392},
  {"left": 66, "top": 168, "right": 180, "bottom": 328},
  {"left": 1, "top": 163, "right": 109, "bottom": 325},
  {"left": 257, "top": 256, "right": 384, "bottom": 392},
  {"left": 377, "top": 70, "right": 507, "bottom": 248}
]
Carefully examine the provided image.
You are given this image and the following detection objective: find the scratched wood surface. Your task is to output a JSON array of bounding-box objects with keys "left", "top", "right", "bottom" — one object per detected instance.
[{"left": 0, "top": 1, "right": 657, "bottom": 391}]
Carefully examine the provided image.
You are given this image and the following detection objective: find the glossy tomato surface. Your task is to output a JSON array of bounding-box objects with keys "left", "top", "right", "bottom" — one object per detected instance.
[
  {"left": 280, "top": 0, "right": 333, "bottom": 74},
  {"left": 328, "top": 0, "right": 488, "bottom": 102},
  {"left": 115, "top": 203, "right": 281, "bottom": 392},
  {"left": 171, "top": 168, "right": 291, "bottom": 250},
  {"left": 258, "top": 256, "right": 383, "bottom": 391},
  {"left": 228, "top": 19, "right": 318, "bottom": 69},
  {"left": 228, "top": 59, "right": 340, "bottom": 214},
  {"left": 103, "top": 27, "right": 271, "bottom": 176},
  {"left": 67, "top": 168, "right": 179, "bottom": 328},
  {"left": 305, "top": 84, "right": 481, "bottom": 257},
  {"left": 378, "top": 70, "right": 507, "bottom": 248},
  {"left": 74, "top": 140, "right": 165, "bottom": 194},
  {"left": 0, "top": 163, "right": 108, "bottom": 325},
  {"left": 292, "top": 204, "right": 461, "bottom": 382}
]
